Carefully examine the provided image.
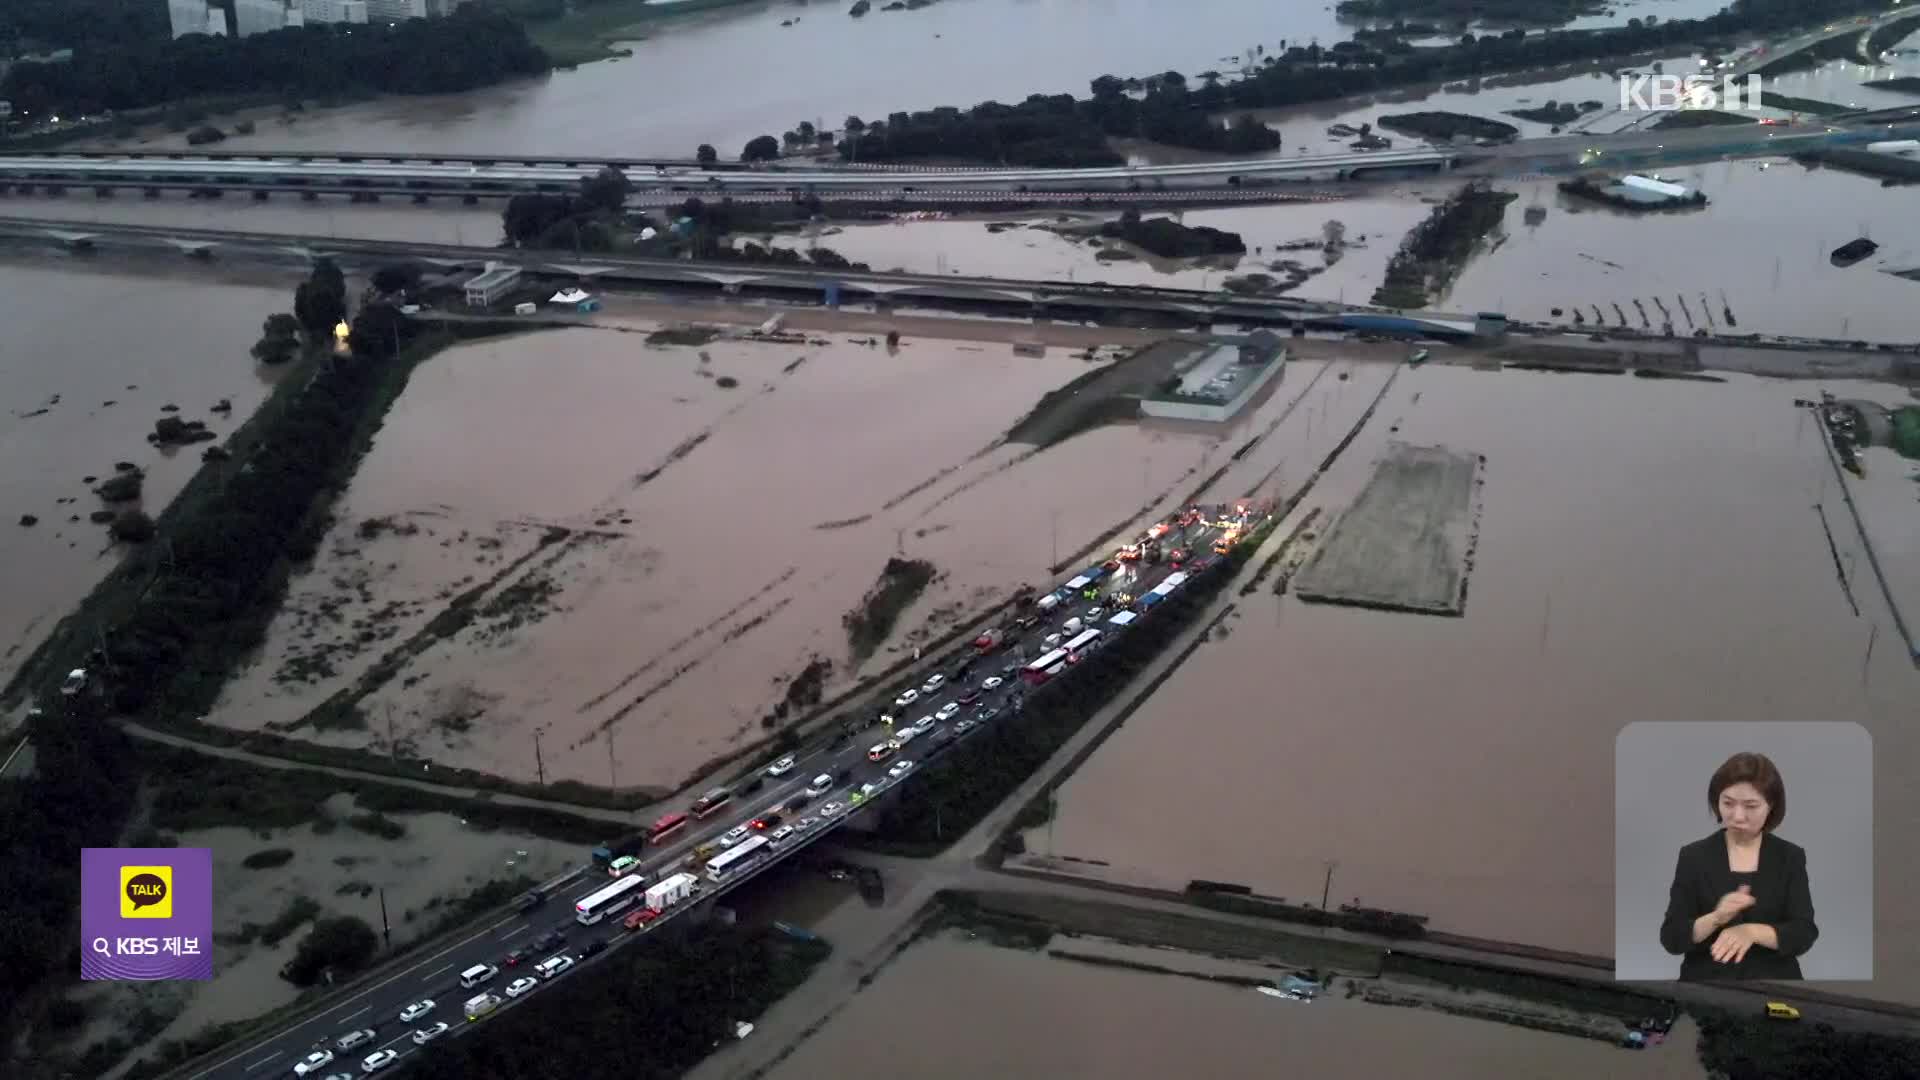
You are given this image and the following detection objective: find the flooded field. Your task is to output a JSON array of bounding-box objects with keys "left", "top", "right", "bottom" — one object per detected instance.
[
  {"left": 1030, "top": 363, "right": 1920, "bottom": 1005},
  {"left": 0, "top": 195, "right": 504, "bottom": 247},
  {"left": 0, "top": 260, "right": 297, "bottom": 693},
  {"left": 59, "top": 794, "right": 572, "bottom": 1078},
  {"left": 1448, "top": 163, "right": 1920, "bottom": 340},
  {"left": 738, "top": 199, "right": 1432, "bottom": 303},
  {"left": 207, "top": 313, "right": 1385, "bottom": 790},
  {"left": 764, "top": 929, "right": 1710, "bottom": 1080}
]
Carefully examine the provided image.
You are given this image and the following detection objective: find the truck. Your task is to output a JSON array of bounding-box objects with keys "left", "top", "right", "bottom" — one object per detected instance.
[
  {"left": 1035, "top": 594, "right": 1061, "bottom": 613},
  {"left": 972, "top": 628, "right": 1004, "bottom": 653},
  {"left": 626, "top": 872, "right": 698, "bottom": 929},
  {"left": 1062, "top": 617, "right": 1084, "bottom": 635},
  {"left": 464, "top": 993, "right": 502, "bottom": 1022}
]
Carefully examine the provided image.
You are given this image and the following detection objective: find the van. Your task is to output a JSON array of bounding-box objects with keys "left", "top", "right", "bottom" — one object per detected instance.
[
  {"left": 334, "top": 1029, "right": 375, "bottom": 1052},
  {"left": 890, "top": 726, "right": 920, "bottom": 749},
  {"left": 868, "top": 742, "right": 894, "bottom": 763},
  {"left": 459, "top": 963, "right": 499, "bottom": 989},
  {"left": 1063, "top": 617, "right": 1083, "bottom": 635},
  {"left": 1765, "top": 1002, "right": 1801, "bottom": 1021},
  {"left": 463, "top": 993, "right": 501, "bottom": 1022},
  {"left": 1035, "top": 594, "right": 1060, "bottom": 612}
]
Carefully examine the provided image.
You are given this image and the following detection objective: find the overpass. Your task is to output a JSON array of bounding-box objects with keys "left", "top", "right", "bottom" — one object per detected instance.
[
  {"left": 1727, "top": 7, "right": 1920, "bottom": 77},
  {"left": 0, "top": 214, "right": 1488, "bottom": 332},
  {"left": 0, "top": 146, "right": 1456, "bottom": 195}
]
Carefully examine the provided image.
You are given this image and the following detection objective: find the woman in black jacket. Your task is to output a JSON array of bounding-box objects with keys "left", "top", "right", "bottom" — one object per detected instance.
[{"left": 1660, "top": 751, "right": 1819, "bottom": 980}]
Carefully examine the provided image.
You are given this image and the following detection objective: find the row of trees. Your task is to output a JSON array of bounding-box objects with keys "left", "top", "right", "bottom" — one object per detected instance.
[
  {"left": 1371, "top": 182, "right": 1516, "bottom": 307},
  {"left": 253, "top": 259, "right": 349, "bottom": 364},
  {"left": 1, "top": 10, "right": 548, "bottom": 119},
  {"left": 501, "top": 165, "right": 633, "bottom": 249},
  {"left": 807, "top": 0, "right": 1883, "bottom": 165}
]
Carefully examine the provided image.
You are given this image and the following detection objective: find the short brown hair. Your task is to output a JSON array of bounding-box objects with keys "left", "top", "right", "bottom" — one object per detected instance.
[{"left": 1708, "top": 752, "right": 1786, "bottom": 831}]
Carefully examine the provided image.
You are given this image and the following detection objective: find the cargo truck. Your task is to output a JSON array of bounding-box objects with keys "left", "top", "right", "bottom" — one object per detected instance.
[
  {"left": 972, "top": 627, "right": 1004, "bottom": 653},
  {"left": 625, "top": 872, "right": 702, "bottom": 931}
]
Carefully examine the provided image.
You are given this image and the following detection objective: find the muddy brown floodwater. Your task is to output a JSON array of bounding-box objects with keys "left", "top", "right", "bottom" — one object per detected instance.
[
  {"left": 763, "top": 930, "right": 1711, "bottom": 1080},
  {"left": 212, "top": 315, "right": 1381, "bottom": 790},
  {"left": 0, "top": 260, "right": 298, "bottom": 695},
  {"left": 1033, "top": 364, "right": 1920, "bottom": 1006}
]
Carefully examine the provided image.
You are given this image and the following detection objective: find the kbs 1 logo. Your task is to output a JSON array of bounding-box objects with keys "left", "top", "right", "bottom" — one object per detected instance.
[
  {"left": 1618, "top": 73, "right": 1765, "bottom": 113},
  {"left": 82, "top": 848, "right": 213, "bottom": 981}
]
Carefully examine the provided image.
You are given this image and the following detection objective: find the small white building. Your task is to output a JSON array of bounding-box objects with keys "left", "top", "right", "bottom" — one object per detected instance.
[
  {"left": 1621, "top": 174, "right": 1691, "bottom": 199},
  {"left": 464, "top": 263, "right": 523, "bottom": 307}
]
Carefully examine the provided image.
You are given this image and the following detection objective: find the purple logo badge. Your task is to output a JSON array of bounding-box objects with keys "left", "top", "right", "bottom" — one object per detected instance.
[{"left": 81, "top": 847, "right": 213, "bottom": 981}]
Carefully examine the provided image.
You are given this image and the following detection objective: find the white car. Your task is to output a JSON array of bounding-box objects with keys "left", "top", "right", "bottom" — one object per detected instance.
[
  {"left": 768, "top": 824, "right": 796, "bottom": 845},
  {"left": 818, "top": 801, "right": 845, "bottom": 818},
  {"left": 411, "top": 1022, "right": 450, "bottom": 1045},
  {"left": 893, "top": 688, "right": 919, "bottom": 708},
  {"left": 936, "top": 702, "right": 961, "bottom": 720},
  {"left": 505, "top": 976, "right": 539, "bottom": 999},
  {"left": 981, "top": 676, "right": 1004, "bottom": 691},
  {"left": 398, "top": 999, "right": 435, "bottom": 1024},
  {"left": 795, "top": 816, "right": 818, "bottom": 831},
  {"left": 535, "top": 954, "right": 574, "bottom": 979},
  {"left": 920, "top": 673, "right": 946, "bottom": 694},
  {"left": 721, "top": 825, "right": 752, "bottom": 846},
  {"left": 859, "top": 781, "right": 882, "bottom": 800},
  {"left": 293, "top": 1050, "right": 335, "bottom": 1076},
  {"left": 806, "top": 773, "right": 833, "bottom": 796},
  {"left": 764, "top": 755, "right": 796, "bottom": 777},
  {"left": 360, "top": 1049, "right": 399, "bottom": 1073},
  {"left": 1087, "top": 606, "right": 1105, "bottom": 620},
  {"left": 59, "top": 668, "right": 88, "bottom": 696},
  {"left": 889, "top": 759, "right": 915, "bottom": 779},
  {"left": 911, "top": 715, "right": 937, "bottom": 734}
]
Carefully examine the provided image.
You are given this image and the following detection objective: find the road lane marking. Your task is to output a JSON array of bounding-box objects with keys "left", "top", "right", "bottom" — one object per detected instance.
[
  {"left": 241, "top": 1051, "right": 280, "bottom": 1071},
  {"left": 378, "top": 1031, "right": 413, "bottom": 1050},
  {"left": 331, "top": 1005, "right": 369, "bottom": 1023},
  {"left": 419, "top": 963, "right": 454, "bottom": 983},
  {"left": 497, "top": 923, "right": 529, "bottom": 939}
]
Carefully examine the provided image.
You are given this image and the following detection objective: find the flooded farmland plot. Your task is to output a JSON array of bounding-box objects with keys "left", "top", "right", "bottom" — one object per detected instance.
[
  {"left": 208, "top": 322, "right": 1368, "bottom": 790},
  {"left": 764, "top": 929, "right": 1709, "bottom": 1080},
  {"left": 737, "top": 198, "right": 1435, "bottom": 303},
  {"left": 1028, "top": 365, "right": 1920, "bottom": 1006},
  {"left": 0, "top": 262, "right": 297, "bottom": 694}
]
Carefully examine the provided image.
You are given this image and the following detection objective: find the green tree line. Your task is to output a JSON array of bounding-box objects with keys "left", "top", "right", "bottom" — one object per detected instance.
[{"left": 1, "top": 10, "right": 548, "bottom": 118}]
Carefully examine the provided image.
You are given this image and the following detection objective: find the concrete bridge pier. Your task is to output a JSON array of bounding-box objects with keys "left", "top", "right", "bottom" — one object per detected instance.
[
  {"left": 144, "top": 188, "right": 161, "bottom": 198},
  {"left": 302, "top": 191, "right": 318, "bottom": 201},
  {"left": 95, "top": 186, "right": 113, "bottom": 198},
  {"left": 253, "top": 190, "right": 270, "bottom": 201}
]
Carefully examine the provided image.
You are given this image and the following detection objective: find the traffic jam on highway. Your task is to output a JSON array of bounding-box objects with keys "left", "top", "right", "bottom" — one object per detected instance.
[{"left": 272, "top": 502, "right": 1266, "bottom": 1079}]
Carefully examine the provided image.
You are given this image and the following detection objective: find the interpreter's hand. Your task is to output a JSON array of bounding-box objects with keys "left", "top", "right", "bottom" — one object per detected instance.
[
  {"left": 1711, "top": 885, "right": 1755, "bottom": 926},
  {"left": 1711, "top": 922, "right": 1763, "bottom": 964}
]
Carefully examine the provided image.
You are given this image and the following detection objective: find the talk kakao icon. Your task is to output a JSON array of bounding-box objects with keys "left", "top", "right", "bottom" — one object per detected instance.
[{"left": 82, "top": 848, "right": 213, "bottom": 981}]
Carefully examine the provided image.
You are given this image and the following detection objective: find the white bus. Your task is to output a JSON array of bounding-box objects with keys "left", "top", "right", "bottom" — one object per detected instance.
[
  {"left": 1023, "top": 648, "right": 1070, "bottom": 684},
  {"left": 705, "top": 834, "right": 769, "bottom": 883},
  {"left": 574, "top": 875, "right": 648, "bottom": 925},
  {"left": 1063, "top": 628, "right": 1102, "bottom": 653}
]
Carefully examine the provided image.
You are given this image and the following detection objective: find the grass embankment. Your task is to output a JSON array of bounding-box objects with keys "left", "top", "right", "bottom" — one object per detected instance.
[
  {"left": 519, "top": 0, "right": 755, "bottom": 67},
  {"left": 1755, "top": 92, "right": 1850, "bottom": 116},
  {"left": 138, "top": 743, "right": 611, "bottom": 843},
  {"left": 1376, "top": 111, "right": 1519, "bottom": 142},
  {"left": 1863, "top": 77, "right": 1920, "bottom": 95},
  {"left": 407, "top": 924, "right": 830, "bottom": 1077},
  {"left": 1693, "top": 1008, "right": 1920, "bottom": 1078},
  {"left": 843, "top": 557, "right": 938, "bottom": 665},
  {"left": 1505, "top": 100, "right": 1603, "bottom": 125},
  {"left": 845, "top": 517, "right": 1276, "bottom": 858},
  {"left": 1651, "top": 109, "right": 1757, "bottom": 130},
  {"left": 1371, "top": 182, "right": 1517, "bottom": 309}
]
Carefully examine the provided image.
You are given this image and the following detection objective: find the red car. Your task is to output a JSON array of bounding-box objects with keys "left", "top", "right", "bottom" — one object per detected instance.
[{"left": 504, "top": 947, "right": 531, "bottom": 967}]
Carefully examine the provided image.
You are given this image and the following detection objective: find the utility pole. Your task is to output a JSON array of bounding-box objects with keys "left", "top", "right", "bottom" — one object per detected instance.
[
  {"left": 1050, "top": 510, "right": 1060, "bottom": 572},
  {"left": 534, "top": 729, "right": 545, "bottom": 786},
  {"left": 378, "top": 887, "right": 392, "bottom": 952},
  {"left": 606, "top": 730, "right": 617, "bottom": 791},
  {"left": 385, "top": 703, "right": 396, "bottom": 762},
  {"left": 1321, "top": 861, "right": 1336, "bottom": 912}
]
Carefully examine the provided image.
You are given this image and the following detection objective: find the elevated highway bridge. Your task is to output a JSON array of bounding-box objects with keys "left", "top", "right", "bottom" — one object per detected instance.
[{"left": 0, "top": 214, "right": 1487, "bottom": 335}]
